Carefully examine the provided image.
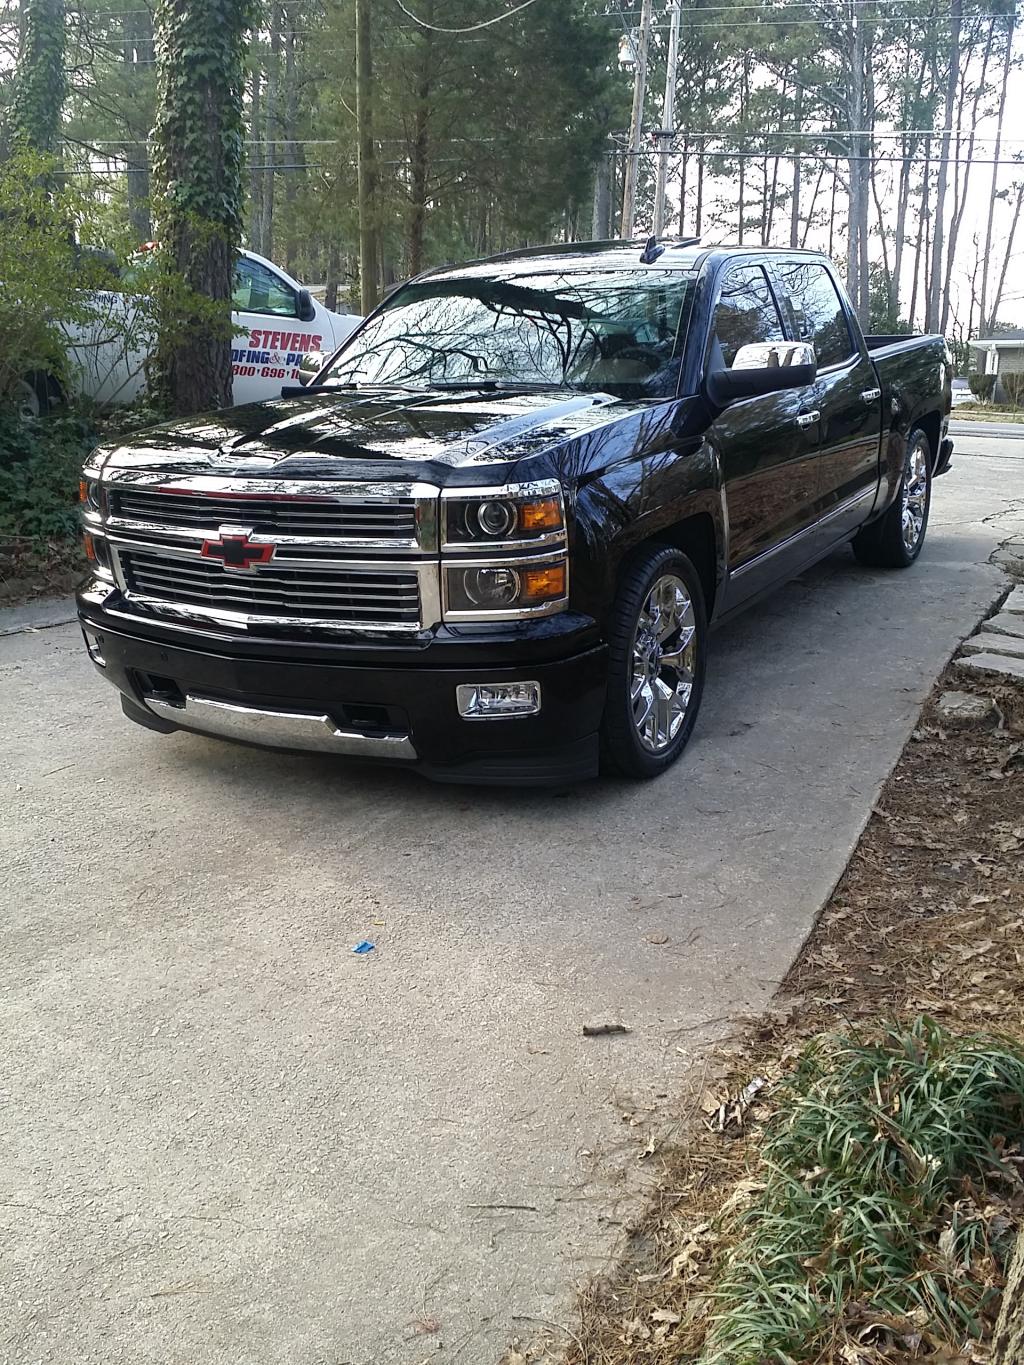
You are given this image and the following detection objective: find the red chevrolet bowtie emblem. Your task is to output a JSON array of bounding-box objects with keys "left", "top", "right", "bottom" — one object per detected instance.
[{"left": 200, "top": 531, "right": 276, "bottom": 570}]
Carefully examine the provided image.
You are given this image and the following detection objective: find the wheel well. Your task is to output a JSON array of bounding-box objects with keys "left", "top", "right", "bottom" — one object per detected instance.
[
  {"left": 915, "top": 412, "right": 941, "bottom": 467},
  {"left": 644, "top": 512, "right": 719, "bottom": 616}
]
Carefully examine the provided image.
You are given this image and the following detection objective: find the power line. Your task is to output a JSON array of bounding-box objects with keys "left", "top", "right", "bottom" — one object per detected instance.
[
  {"left": 60, "top": 130, "right": 1024, "bottom": 147},
  {"left": 390, "top": 0, "right": 541, "bottom": 31},
  {"left": 66, "top": 150, "right": 1024, "bottom": 172}
]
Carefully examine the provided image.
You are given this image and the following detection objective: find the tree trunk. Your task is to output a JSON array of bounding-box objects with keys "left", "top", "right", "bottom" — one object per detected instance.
[
  {"left": 282, "top": 25, "right": 302, "bottom": 275},
  {"left": 151, "top": 0, "right": 250, "bottom": 415},
  {"left": 979, "top": 13, "right": 1015, "bottom": 335},
  {"left": 260, "top": 2, "right": 282, "bottom": 261},
  {"left": 846, "top": 15, "right": 871, "bottom": 327},
  {"left": 926, "top": 0, "right": 962, "bottom": 333},
  {"left": 911, "top": 144, "right": 932, "bottom": 330},
  {"left": 987, "top": 180, "right": 1024, "bottom": 332},
  {"left": 355, "top": 0, "right": 379, "bottom": 313},
  {"left": 893, "top": 39, "right": 928, "bottom": 324},
  {"left": 992, "top": 1227, "right": 1024, "bottom": 1364},
  {"left": 325, "top": 242, "right": 341, "bottom": 312},
  {"left": 123, "top": 8, "right": 154, "bottom": 242},
  {"left": 592, "top": 154, "right": 612, "bottom": 238},
  {"left": 11, "top": 0, "right": 66, "bottom": 156},
  {"left": 406, "top": 0, "right": 434, "bottom": 278},
  {"left": 942, "top": 18, "right": 994, "bottom": 333},
  {"left": 678, "top": 139, "right": 687, "bottom": 233},
  {"left": 248, "top": 67, "right": 264, "bottom": 251},
  {"left": 737, "top": 55, "right": 749, "bottom": 244},
  {"left": 789, "top": 74, "right": 802, "bottom": 250}
]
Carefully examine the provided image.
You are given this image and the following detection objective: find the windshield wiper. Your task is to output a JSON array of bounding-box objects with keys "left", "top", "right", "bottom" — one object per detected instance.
[{"left": 427, "top": 379, "right": 585, "bottom": 393}]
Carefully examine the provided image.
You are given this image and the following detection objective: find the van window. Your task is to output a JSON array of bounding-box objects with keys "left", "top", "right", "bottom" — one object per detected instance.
[
  {"left": 709, "top": 265, "right": 785, "bottom": 369},
  {"left": 233, "top": 257, "right": 299, "bottom": 318},
  {"left": 776, "top": 261, "right": 855, "bottom": 369}
]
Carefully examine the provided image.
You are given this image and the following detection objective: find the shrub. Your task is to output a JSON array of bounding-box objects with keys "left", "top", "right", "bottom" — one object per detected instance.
[
  {"left": 0, "top": 151, "right": 122, "bottom": 406},
  {"left": 968, "top": 372, "right": 996, "bottom": 401},
  {"left": 0, "top": 412, "right": 96, "bottom": 541},
  {"left": 703, "top": 1018, "right": 1024, "bottom": 1364},
  {"left": 1002, "top": 371, "right": 1024, "bottom": 407}
]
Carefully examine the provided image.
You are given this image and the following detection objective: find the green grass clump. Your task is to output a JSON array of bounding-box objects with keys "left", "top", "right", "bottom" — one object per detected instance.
[{"left": 703, "top": 1017, "right": 1024, "bottom": 1364}]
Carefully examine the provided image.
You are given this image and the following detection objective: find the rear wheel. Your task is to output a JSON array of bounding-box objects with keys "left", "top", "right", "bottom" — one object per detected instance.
[
  {"left": 600, "top": 545, "right": 708, "bottom": 779},
  {"left": 853, "top": 426, "right": 932, "bottom": 568},
  {"left": 13, "top": 371, "right": 63, "bottom": 420}
]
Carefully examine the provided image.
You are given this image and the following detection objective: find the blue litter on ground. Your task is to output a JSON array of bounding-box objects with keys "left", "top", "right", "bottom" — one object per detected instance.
[{"left": 353, "top": 940, "right": 375, "bottom": 955}]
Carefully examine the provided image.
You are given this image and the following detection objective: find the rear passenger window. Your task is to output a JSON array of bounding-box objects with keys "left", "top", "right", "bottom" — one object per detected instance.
[
  {"left": 776, "top": 261, "right": 855, "bottom": 369},
  {"left": 710, "top": 265, "right": 785, "bottom": 369}
]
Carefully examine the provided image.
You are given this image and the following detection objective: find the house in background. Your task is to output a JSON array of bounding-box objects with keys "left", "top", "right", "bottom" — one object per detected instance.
[{"left": 968, "top": 330, "right": 1024, "bottom": 402}]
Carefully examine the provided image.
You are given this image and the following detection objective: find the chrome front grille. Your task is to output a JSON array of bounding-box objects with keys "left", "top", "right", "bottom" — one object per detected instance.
[
  {"left": 110, "top": 487, "right": 419, "bottom": 541},
  {"left": 100, "top": 477, "right": 441, "bottom": 635},
  {"left": 120, "top": 548, "right": 422, "bottom": 626}
]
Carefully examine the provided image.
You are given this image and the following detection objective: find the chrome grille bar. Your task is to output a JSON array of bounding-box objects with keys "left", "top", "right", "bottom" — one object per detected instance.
[
  {"left": 96, "top": 477, "right": 443, "bottom": 634},
  {"left": 120, "top": 549, "right": 421, "bottom": 624}
]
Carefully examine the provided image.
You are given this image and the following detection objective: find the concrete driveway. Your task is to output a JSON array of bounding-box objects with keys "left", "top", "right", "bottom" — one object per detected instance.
[{"left": 3, "top": 429, "right": 1023, "bottom": 1365}]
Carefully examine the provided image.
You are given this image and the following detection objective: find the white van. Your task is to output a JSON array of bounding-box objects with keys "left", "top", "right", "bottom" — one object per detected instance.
[{"left": 19, "top": 248, "right": 360, "bottom": 416}]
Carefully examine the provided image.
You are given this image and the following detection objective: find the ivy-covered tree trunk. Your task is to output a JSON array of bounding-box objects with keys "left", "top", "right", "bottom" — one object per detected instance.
[
  {"left": 151, "top": 0, "right": 251, "bottom": 416},
  {"left": 11, "top": 0, "right": 66, "bottom": 156}
]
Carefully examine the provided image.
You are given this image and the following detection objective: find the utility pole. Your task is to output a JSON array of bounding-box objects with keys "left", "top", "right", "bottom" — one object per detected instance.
[
  {"left": 355, "top": 0, "right": 379, "bottom": 314},
  {"left": 619, "top": 0, "right": 654, "bottom": 239},
  {"left": 653, "top": 0, "right": 681, "bottom": 238}
]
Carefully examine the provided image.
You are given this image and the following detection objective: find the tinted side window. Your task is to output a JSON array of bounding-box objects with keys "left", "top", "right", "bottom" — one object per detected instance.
[
  {"left": 710, "top": 264, "right": 785, "bottom": 369},
  {"left": 232, "top": 257, "right": 299, "bottom": 318},
  {"left": 777, "top": 261, "right": 854, "bottom": 368}
]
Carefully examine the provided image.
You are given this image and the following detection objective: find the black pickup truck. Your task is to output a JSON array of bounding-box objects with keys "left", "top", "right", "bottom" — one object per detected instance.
[{"left": 77, "top": 240, "right": 953, "bottom": 784}]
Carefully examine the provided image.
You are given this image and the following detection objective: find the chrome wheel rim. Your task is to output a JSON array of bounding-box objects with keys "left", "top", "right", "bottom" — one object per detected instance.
[
  {"left": 630, "top": 573, "right": 697, "bottom": 753},
  {"left": 901, "top": 438, "right": 929, "bottom": 553}
]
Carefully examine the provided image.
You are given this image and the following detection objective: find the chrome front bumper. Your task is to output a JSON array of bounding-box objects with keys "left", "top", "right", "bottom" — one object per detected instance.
[{"left": 144, "top": 692, "right": 418, "bottom": 758}]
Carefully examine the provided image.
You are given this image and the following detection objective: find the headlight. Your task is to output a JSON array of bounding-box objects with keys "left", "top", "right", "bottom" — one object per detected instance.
[
  {"left": 440, "top": 480, "right": 568, "bottom": 621},
  {"left": 82, "top": 529, "right": 114, "bottom": 581},
  {"left": 442, "top": 480, "right": 565, "bottom": 547},
  {"left": 444, "top": 557, "right": 568, "bottom": 619},
  {"left": 79, "top": 477, "right": 104, "bottom": 515}
]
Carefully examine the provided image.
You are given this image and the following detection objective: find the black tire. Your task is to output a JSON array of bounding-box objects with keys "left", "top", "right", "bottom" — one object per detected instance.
[
  {"left": 852, "top": 426, "right": 932, "bottom": 568},
  {"left": 600, "top": 545, "right": 708, "bottom": 779},
  {"left": 15, "top": 371, "right": 64, "bottom": 419}
]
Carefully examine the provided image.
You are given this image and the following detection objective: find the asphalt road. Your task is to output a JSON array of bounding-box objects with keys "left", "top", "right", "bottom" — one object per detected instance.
[{"left": 3, "top": 429, "right": 1024, "bottom": 1365}]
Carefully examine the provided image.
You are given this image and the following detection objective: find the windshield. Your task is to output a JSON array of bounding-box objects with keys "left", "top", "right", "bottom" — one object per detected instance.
[{"left": 319, "top": 268, "right": 695, "bottom": 398}]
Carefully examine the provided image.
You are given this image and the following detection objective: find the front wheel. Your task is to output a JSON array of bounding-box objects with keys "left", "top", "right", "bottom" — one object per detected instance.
[
  {"left": 853, "top": 426, "right": 932, "bottom": 568},
  {"left": 600, "top": 546, "right": 708, "bottom": 779}
]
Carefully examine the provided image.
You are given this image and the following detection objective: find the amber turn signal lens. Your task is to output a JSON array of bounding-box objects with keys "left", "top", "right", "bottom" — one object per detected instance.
[
  {"left": 520, "top": 563, "right": 566, "bottom": 603},
  {"left": 78, "top": 479, "right": 89, "bottom": 504},
  {"left": 83, "top": 531, "right": 96, "bottom": 562},
  {"left": 519, "top": 496, "right": 563, "bottom": 533}
]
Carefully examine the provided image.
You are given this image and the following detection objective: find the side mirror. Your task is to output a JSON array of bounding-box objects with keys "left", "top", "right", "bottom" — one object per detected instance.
[
  {"left": 296, "top": 288, "right": 317, "bottom": 323},
  {"left": 708, "top": 341, "right": 816, "bottom": 406}
]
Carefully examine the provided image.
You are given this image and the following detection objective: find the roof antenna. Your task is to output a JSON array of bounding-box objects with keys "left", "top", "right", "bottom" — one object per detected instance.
[{"left": 640, "top": 235, "right": 665, "bottom": 264}]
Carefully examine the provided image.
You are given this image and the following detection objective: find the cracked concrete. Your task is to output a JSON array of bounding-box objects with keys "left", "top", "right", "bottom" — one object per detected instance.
[{"left": 2, "top": 424, "right": 1023, "bottom": 1365}]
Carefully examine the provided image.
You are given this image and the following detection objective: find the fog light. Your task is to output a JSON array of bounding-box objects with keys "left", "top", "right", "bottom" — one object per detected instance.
[
  {"left": 456, "top": 680, "right": 541, "bottom": 720},
  {"left": 82, "top": 627, "right": 105, "bottom": 667}
]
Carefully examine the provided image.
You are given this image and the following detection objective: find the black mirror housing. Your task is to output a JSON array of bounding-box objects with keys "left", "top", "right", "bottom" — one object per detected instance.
[
  {"left": 296, "top": 288, "right": 317, "bottom": 323},
  {"left": 708, "top": 362, "right": 816, "bottom": 406}
]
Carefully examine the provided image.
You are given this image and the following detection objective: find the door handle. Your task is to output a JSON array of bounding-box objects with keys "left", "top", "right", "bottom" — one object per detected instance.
[
  {"left": 796, "top": 410, "right": 820, "bottom": 429},
  {"left": 861, "top": 387, "right": 881, "bottom": 404}
]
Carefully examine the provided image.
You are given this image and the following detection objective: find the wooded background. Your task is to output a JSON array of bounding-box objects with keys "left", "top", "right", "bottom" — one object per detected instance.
[{"left": 1, "top": 0, "right": 1022, "bottom": 347}]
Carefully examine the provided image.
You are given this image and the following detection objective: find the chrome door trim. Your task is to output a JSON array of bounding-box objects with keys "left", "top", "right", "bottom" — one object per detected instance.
[{"left": 730, "top": 487, "right": 876, "bottom": 580}]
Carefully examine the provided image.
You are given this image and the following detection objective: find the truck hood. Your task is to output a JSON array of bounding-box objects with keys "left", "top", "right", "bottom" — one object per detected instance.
[{"left": 96, "top": 386, "right": 637, "bottom": 485}]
